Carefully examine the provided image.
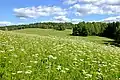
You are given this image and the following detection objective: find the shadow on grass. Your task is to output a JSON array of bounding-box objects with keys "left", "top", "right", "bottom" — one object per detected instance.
[
  {"left": 69, "top": 34, "right": 73, "bottom": 36},
  {"left": 68, "top": 34, "right": 88, "bottom": 37},
  {"left": 69, "top": 34, "right": 120, "bottom": 47},
  {"left": 103, "top": 40, "right": 120, "bottom": 47}
]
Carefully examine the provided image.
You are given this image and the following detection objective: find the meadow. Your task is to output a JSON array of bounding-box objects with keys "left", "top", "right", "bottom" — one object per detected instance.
[
  {"left": 0, "top": 29, "right": 120, "bottom": 80},
  {"left": 13, "top": 28, "right": 113, "bottom": 44}
]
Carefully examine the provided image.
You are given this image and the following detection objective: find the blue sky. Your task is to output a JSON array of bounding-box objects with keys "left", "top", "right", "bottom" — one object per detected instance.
[{"left": 0, "top": 0, "right": 120, "bottom": 25}]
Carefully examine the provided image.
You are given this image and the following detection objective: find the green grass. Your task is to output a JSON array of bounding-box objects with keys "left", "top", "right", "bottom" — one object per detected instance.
[
  {"left": 13, "top": 28, "right": 113, "bottom": 44},
  {"left": 0, "top": 29, "right": 120, "bottom": 80},
  {"left": 13, "top": 28, "right": 72, "bottom": 37}
]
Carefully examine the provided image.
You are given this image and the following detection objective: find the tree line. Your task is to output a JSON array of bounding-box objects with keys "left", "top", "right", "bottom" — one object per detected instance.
[
  {"left": 0, "top": 22, "right": 74, "bottom": 31},
  {"left": 72, "top": 22, "right": 120, "bottom": 43}
]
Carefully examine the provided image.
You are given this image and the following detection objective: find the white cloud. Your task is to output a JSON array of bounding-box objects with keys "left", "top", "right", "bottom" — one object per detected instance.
[
  {"left": 41, "top": 20, "right": 68, "bottom": 23},
  {"left": 0, "top": 21, "right": 13, "bottom": 26},
  {"left": 70, "top": 2, "right": 120, "bottom": 16},
  {"left": 64, "top": 0, "right": 120, "bottom": 16},
  {"left": 63, "top": 0, "right": 78, "bottom": 4},
  {"left": 53, "top": 16, "right": 71, "bottom": 22},
  {"left": 64, "top": 0, "right": 98, "bottom": 5},
  {"left": 79, "top": 0, "right": 98, "bottom": 4},
  {"left": 19, "top": 17, "right": 27, "bottom": 20},
  {"left": 0, "top": 21, "right": 28, "bottom": 26},
  {"left": 64, "top": 0, "right": 120, "bottom": 5},
  {"left": 71, "top": 19, "right": 83, "bottom": 24},
  {"left": 53, "top": 16, "right": 83, "bottom": 23},
  {"left": 71, "top": 4, "right": 103, "bottom": 16},
  {"left": 14, "top": 6, "right": 67, "bottom": 19},
  {"left": 100, "top": 16, "right": 120, "bottom": 22},
  {"left": 104, "top": 0, "right": 120, "bottom": 5}
]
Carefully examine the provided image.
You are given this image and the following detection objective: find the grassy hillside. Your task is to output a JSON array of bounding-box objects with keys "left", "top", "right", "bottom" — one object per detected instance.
[
  {"left": 13, "top": 28, "right": 113, "bottom": 44},
  {"left": 13, "top": 28, "right": 72, "bottom": 37},
  {"left": 0, "top": 30, "right": 120, "bottom": 80}
]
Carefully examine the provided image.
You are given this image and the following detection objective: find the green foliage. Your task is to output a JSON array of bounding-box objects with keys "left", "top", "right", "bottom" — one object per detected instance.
[
  {"left": 72, "top": 21, "right": 120, "bottom": 43},
  {"left": 103, "top": 22, "right": 120, "bottom": 38},
  {"left": 53, "top": 24, "right": 66, "bottom": 31},
  {"left": 0, "top": 22, "right": 74, "bottom": 31},
  {"left": 72, "top": 22, "right": 107, "bottom": 36},
  {"left": 115, "top": 27, "right": 120, "bottom": 43}
]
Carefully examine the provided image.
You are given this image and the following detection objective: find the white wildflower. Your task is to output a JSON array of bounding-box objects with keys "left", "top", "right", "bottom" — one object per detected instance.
[
  {"left": 78, "top": 50, "right": 83, "bottom": 53},
  {"left": 21, "top": 63, "right": 24, "bottom": 65},
  {"left": 21, "top": 49, "right": 25, "bottom": 51},
  {"left": 110, "top": 69, "right": 115, "bottom": 71},
  {"left": 8, "top": 61, "right": 12, "bottom": 63},
  {"left": 9, "top": 49, "right": 14, "bottom": 52},
  {"left": 0, "top": 50, "right": 5, "bottom": 53},
  {"left": 3, "top": 57, "right": 7, "bottom": 59},
  {"left": 65, "top": 68, "right": 69, "bottom": 71},
  {"left": 80, "top": 59, "right": 84, "bottom": 62},
  {"left": 48, "top": 55, "right": 54, "bottom": 59},
  {"left": 103, "top": 64, "right": 107, "bottom": 67},
  {"left": 32, "top": 54, "right": 35, "bottom": 57},
  {"left": 33, "top": 61, "right": 38, "bottom": 64},
  {"left": 30, "top": 61, "right": 33, "bottom": 63},
  {"left": 61, "top": 70, "right": 66, "bottom": 73},
  {"left": 17, "top": 71, "right": 23, "bottom": 74},
  {"left": 82, "top": 70, "right": 87, "bottom": 75},
  {"left": 92, "top": 61, "right": 97, "bottom": 63},
  {"left": 86, "top": 74, "right": 92, "bottom": 78},
  {"left": 26, "top": 66, "right": 32, "bottom": 68},
  {"left": 111, "top": 65, "right": 115, "bottom": 67},
  {"left": 34, "top": 54, "right": 39, "bottom": 57},
  {"left": 73, "top": 57, "right": 77, "bottom": 61},
  {"left": 48, "top": 55, "right": 57, "bottom": 59},
  {"left": 12, "top": 73, "right": 16, "bottom": 75},
  {"left": 13, "top": 54, "right": 18, "bottom": 58},
  {"left": 53, "top": 56, "right": 57, "bottom": 60},
  {"left": 97, "top": 72, "right": 102, "bottom": 75},
  {"left": 56, "top": 65, "right": 61, "bottom": 70},
  {"left": 35, "top": 54, "right": 39, "bottom": 56},
  {"left": 25, "top": 70, "right": 32, "bottom": 74}
]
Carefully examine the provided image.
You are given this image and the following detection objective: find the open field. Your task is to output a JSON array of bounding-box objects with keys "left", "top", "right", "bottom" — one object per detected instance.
[
  {"left": 13, "top": 28, "right": 113, "bottom": 44},
  {"left": 0, "top": 29, "right": 120, "bottom": 80}
]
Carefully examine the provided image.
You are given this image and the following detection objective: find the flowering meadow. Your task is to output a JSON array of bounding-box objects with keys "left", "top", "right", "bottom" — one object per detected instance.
[{"left": 0, "top": 30, "right": 120, "bottom": 80}]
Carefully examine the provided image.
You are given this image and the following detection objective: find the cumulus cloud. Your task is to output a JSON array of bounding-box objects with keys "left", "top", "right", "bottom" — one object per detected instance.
[
  {"left": 101, "top": 16, "right": 120, "bottom": 22},
  {"left": 53, "top": 16, "right": 71, "bottom": 22},
  {"left": 104, "top": 0, "right": 120, "bottom": 5},
  {"left": 89, "top": 16, "right": 120, "bottom": 22},
  {"left": 64, "top": 0, "right": 120, "bottom": 5},
  {"left": 53, "top": 16, "right": 83, "bottom": 23},
  {"left": 63, "top": 0, "right": 99, "bottom": 5},
  {"left": 40, "top": 16, "right": 70, "bottom": 23},
  {"left": 71, "top": 4, "right": 103, "bottom": 16},
  {"left": 0, "top": 21, "right": 13, "bottom": 26},
  {"left": 67, "top": 0, "right": 120, "bottom": 16},
  {"left": 14, "top": 6, "right": 67, "bottom": 19}
]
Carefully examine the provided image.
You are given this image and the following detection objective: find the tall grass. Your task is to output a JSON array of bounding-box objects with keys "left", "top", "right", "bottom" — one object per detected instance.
[{"left": 0, "top": 31, "right": 120, "bottom": 80}]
